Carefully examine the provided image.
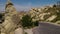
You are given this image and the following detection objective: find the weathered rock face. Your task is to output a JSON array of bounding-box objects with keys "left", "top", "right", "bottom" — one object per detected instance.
[
  {"left": 14, "top": 28, "right": 23, "bottom": 34},
  {"left": 29, "top": 6, "right": 60, "bottom": 24},
  {"left": 1, "top": 0, "right": 20, "bottom": 34},
  {"left": 33, "top": 22, "right": 60, "bottom": 34}
]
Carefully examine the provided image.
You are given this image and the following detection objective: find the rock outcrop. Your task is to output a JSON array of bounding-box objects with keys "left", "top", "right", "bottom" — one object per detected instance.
[{"left": 1, "top": 0, "right": 20, "bottom": 34}]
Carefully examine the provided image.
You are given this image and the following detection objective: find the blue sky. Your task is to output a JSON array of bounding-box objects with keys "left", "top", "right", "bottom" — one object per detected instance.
[{"left": 0, "top": 0, "right": 59, "bottom": 11}]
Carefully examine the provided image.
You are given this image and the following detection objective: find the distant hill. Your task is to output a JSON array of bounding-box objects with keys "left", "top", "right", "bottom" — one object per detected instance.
[{"left": 29, "top": 5, "right": 60, "bottom": 24}]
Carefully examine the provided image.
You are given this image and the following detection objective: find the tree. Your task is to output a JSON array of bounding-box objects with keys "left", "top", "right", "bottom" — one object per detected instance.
[
  {"left": 21, "top": 15, "right": 39, "bottom": 29},
  {"left": 21, "top": 15, "right": 32, "bottom": 28}
]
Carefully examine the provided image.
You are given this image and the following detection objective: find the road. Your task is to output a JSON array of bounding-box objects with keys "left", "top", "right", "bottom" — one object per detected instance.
[{"left": 33, "top": 22, "right": 60, "bottom": 34}]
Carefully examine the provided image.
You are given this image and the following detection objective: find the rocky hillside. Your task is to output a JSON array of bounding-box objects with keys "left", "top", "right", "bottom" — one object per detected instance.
[{"left": 29, "top": 5, "right": 60, "bottom": 24}]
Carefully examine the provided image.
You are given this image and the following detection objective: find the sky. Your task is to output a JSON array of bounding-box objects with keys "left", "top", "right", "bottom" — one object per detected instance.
[{"left": 0, "top": 0, "right": 60, "bottom": 11}]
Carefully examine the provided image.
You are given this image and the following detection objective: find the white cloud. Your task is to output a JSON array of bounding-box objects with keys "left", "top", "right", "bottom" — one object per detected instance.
[
  {"left": 14, "top": 2, "right": 32, "bottom": 11},
  {"left": 0, "top": 6, "right": 5, "bottom": 11},
  {"left": 0, "top": 4, "right": 31, "bottom": 11},
  {"left": 0, "top": 2, "right": 38, "bottom": 11},
  {"left": 0, "top": 3, "right": 5, "bottom": 11},
  {"left": 14, "top": 4, "right": 32, "bottom": 11}
]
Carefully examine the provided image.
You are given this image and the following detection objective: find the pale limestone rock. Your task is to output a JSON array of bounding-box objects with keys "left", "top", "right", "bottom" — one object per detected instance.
[
  {"left": 15, "top": 28, "right": 23, "bottom": 34},
  {"left": 1, "top": 0, "right": 21, "bottom": 34},
  {"left": 46, "top": 15, "right": 57, "bottom": 21}
]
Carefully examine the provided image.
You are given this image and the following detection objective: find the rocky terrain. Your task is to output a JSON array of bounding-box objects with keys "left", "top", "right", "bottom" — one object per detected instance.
[{"left": 29, "top": 5, "right": 60, "bottom": 25}]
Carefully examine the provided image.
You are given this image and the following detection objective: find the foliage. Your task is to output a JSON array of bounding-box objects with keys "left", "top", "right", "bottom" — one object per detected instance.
[
  {"left": 53, "top": 4, "right": 56, "bottom": 7},
  {"left": 21, "top": 15, "right": 38, "bottom": 29},
  {"left": 32, "top": 21, "right": 39, "bottom": 27},
  {"left": 21, "top": 15, "right": 32, "bottom": 28},
  {"left": 24, "top": 32, "right": 28, "bottom": 34},
  {"left": 0, "top": 13, "right": 4, "bottom": 23},
  {"left": 0, "top": 13, "right": 3, "bottom": 19}
]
